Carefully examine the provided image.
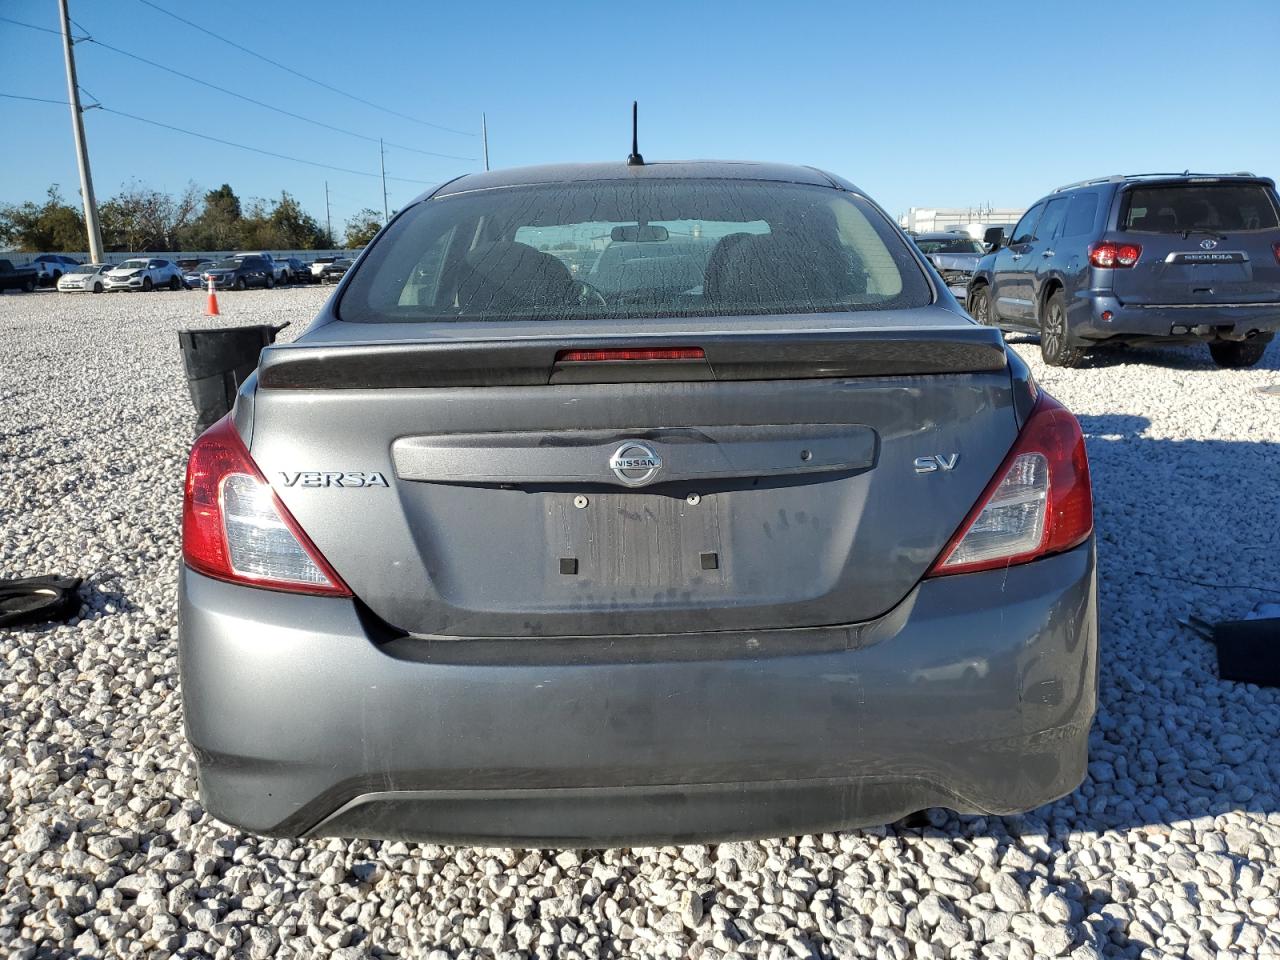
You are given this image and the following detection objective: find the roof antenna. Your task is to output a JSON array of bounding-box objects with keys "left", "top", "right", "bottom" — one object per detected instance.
[{"left": 627, "top": 101, "right": 644, "bottom": 166}]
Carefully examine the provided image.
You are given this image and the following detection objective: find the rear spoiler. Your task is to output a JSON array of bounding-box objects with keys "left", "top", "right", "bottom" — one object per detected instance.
[{"left": 257, "top": 327, "right": 1007, "bottom": 389}]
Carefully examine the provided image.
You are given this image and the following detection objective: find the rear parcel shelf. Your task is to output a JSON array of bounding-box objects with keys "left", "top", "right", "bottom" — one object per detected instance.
[{"left": 254, "top": 327, "right": 1008, "bottom": 390}]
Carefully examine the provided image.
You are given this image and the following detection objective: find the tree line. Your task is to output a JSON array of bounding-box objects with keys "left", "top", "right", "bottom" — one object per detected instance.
[{"left": 0, "top": 183, "right": 385, "bottom": 253}]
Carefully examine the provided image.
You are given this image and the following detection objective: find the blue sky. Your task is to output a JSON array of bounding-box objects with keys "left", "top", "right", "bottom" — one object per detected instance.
[{"left": 3, "top": 0, "right": 1278, "bottom": 231}]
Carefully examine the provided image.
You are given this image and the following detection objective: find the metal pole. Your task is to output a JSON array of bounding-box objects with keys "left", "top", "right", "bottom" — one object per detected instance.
[
  {"left": 482, "top": 113, "right": 489, "bottom": 171},
  {"left": 58, "top": 0, "right": 103, "bottom": 263},
  {"left": 324, "top": 180, "right": 332, "bottom": 243},
  {"left": 379, "top": 139, "right": 389, "bottom": 223}
]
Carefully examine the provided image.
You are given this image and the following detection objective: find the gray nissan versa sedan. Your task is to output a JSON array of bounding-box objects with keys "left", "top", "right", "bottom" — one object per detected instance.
[{"left": 179, "top": 161, "right": 1097, "bottom": 845}]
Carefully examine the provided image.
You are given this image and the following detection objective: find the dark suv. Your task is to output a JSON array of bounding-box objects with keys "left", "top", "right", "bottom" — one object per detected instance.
[
  {"left": 202, "top": 256, "right": 276, "bottom": 290},
  {"left": 967, "top": 173, "right": 1280, "bottom": 367}
]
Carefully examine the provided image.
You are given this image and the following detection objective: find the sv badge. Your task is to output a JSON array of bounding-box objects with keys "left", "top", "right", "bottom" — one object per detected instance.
[{"left": 914, "top": 454, "right": 959, "bottom": 474}]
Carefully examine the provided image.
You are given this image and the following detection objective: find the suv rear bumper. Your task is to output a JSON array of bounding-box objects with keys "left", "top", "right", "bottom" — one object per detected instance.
[
  {"left": 1074, "top": 294, "right": 1280, "bottom": 342},
  {"left": 179, "top": 541, "right": 1097, "bottom": 845}
]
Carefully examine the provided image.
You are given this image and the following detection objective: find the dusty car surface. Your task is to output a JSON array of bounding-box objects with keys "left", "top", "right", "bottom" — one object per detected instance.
[{"left": 180, "top": 160, "right": 1098, "bottom": 845}]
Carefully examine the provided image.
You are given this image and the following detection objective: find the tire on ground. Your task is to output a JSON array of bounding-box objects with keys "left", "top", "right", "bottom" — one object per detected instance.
[{"left": 1040, "top": 290, "right": 1086, "bottom": 367}]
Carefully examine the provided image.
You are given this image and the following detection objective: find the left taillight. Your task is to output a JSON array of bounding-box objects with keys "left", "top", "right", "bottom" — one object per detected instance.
[
  {"left": 182, "top": 416, "right": 351, "bottom": 596},
  {"left": 927, "top": 392, "right": 1092, "bottom": 577}
]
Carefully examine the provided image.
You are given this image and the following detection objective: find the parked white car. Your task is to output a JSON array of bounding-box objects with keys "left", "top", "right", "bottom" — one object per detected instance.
[
  {"left": 103, "top": 258, "right": 186, "bottom": 292},
  {"left": 309, "top": 256, "right": 337, "bottom": 280},
  {"left": 56, "top": 263, "right": 113, "bottom": 294}
]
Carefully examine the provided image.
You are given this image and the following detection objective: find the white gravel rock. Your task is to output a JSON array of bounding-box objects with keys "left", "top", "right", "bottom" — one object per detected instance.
[{"left": 2, "top": 289, "right": 1280, "bottom": 958}]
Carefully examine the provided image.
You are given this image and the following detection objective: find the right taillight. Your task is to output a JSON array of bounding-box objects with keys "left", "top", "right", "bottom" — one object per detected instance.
[
  {"left": 928, "top": 392, "right": 1092, "bottom": 577},
  {"left": 182, "top": 416, "right": 351, "bottom": 596},
  {"left": 1089, "top": 241, "right": 1142, "bottom": 268},
  {"left": 1272, "top": 241, "right": 1280, "bottom": 265}
]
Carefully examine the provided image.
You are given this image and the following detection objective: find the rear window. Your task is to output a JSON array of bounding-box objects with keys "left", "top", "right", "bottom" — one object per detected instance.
[
  {"left": 1121, "top": 183, "right": 1280, "bottom": 233},
  {"left": 338, "top": 179, "right": 931, "bottom": 323}
]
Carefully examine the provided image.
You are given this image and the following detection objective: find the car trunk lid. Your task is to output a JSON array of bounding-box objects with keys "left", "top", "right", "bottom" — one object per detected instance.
[{"left": 247, "top": 313, "right": 1018, "bottom": 638}]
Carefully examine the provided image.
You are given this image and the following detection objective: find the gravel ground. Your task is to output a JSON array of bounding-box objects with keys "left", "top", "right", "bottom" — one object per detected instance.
[{"left": 2, "top": 285, "right": 1279, "bottom": 960}]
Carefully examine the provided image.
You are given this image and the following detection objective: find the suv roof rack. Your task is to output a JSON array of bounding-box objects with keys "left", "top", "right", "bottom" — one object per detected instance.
[{"left": 1053, "top": 171, "right": 1258, "bottom": 193}]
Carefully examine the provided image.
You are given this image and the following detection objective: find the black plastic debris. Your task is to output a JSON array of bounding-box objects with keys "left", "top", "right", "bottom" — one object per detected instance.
[
  {"left": 1211, "top": 618, "right": 1280, "bottom": 687},
  {"left": 1186, "top": 603, "right": 1280, "bottom": 687},
  {"left": 0, "top": 575, "right": 83, "bottom": 628},
  {"left": 178, "top": 324, "right": 289, "bottom": 430}
]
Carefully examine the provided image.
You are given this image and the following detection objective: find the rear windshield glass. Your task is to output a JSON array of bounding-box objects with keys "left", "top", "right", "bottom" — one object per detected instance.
[
  {"left": 338, "top": 179, "right": 931, "bottom": 323},
  {"left": 1122, "top": 183, "right": 1279, "bottom": 233},
  {"left": 914, "top": 237, "right": 984, "bottom": 254}
]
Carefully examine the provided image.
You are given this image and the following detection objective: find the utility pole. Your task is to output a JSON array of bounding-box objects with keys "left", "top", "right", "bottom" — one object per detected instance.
[
  {"left": 482, "top": 113, "right": 489, "bottom": 171},
  {"left": 379, "top": 139, "right": 389, "bottom": 224},
  {"left": 58, "top": 0, "right": 103, "bottom": 263},
  {"left": 324, "top": 180, "right": 332, "bottom": 245}
]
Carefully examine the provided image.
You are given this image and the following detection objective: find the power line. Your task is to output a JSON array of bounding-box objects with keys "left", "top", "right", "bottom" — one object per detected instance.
[
  {"left": 4, "top": 16, "right": 476, "bottom": 163},
  {"left": 0, "top": 93, "right": 71, "bottom": 106},
  {"left": 0, "top": 14, "right": 84, "bottom": 39},
  {"left": 133, "top": 0, "right": 475, "bottom": 138},
  {"left": 1, "top": 93, "right": 436, "bottom": 186},
  {"left": 98, "top": 107, "right": 438, "bottom": 185},
  {"left": 80, "top": 34, "right": 476, "bottom": 162}
]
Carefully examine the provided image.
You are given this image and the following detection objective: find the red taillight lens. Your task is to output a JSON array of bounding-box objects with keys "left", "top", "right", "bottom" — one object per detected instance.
[
  {"left": 1116, "top": 244, "right": 1141, "bottom": 266},
  {"left": 927, "top": 393, "right": 1092, "bottom": 577},
  {"left": 182, "top": 416, "right": 351, "bottom": 596},
  {"left": 1273, "top": 241, "right": 1280, "bottom": 265},
  {"left": 1088, "top": 242, "right": 1142, "bottom": 268},
  {"left": 555, "top": 347, "right": 705, "bottom": 362}
]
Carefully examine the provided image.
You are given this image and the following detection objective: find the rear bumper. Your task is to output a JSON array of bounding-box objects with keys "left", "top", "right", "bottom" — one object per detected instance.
[
  {"left": 1073, "top": 293, "right": 1280, "bottom": 341},
  {"left": 179, "top": 541, "right": 1097, "bottom": 845}
]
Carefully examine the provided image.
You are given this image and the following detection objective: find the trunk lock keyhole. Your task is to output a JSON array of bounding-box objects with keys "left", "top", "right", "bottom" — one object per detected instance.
[
  {"left": 573, "top": 495, "right": 589, "bottom": 509},
  {"left": 800, "top": 449, "right": 813, "bottom": 461}
]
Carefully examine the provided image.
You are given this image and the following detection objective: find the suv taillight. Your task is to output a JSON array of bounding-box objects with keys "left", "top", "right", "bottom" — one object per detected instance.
[
  {"left": 927, "top": 393, "right": 1092, "bottom": 577},
  {"left": 1273, "top": 241, "right": 1280, "bottom": 265},
  {"left": 1089, "top": 242, "right": 1142, "bottom": 268},
  {"left": 182, "top": 416, "right": 351, "bottom": 596}
]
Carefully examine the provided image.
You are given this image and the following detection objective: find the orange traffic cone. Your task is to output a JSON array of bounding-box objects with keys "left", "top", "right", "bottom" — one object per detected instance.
[{"left": 206, "top": 275, "right": 220, "bottom": 317}]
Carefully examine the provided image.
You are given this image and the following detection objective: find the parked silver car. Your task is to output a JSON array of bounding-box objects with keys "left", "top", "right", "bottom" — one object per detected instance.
[
  {"left": 178, "top": 259, "right": 214, "bottom": 289},
  {"left": 56, "top": 263, "right": 113, "bottom": 294},
  {"left": 180, "top": 160, "right": 1097, "bottom": 845},
  {"left": 912, "top": 232, "right": 986, "bottom": 295},
  {"left": 104, "top": 257, "right": 186, "bottom": 292},
  {"left": 33, "top": 253, "right": 82, "bottom": 286}
]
